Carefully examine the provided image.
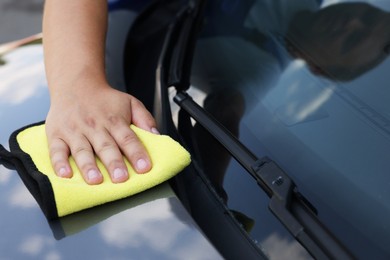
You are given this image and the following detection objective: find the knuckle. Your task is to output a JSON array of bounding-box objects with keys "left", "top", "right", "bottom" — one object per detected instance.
[
  {"left": 48, "top": 141, "right": 68, "bottom": 158},
  {"left": 95, "top": 140, "right": 116, "bottom": 155},
  {"left": 45, "top": 125, "right": 64, "bottom": 139},
  {"left": 132, "top": 98, "right": 141, "bottom": 107},
  {"left": 49, "top": 148, "right": 65, "bottom": 161},
  {"left": 145, "top": 116, "right": 156, "bottom": 126},
  {"left": 72, "top": 146, "right": 91, "bottom": 157},
  {"left": 67, "top": 121, "right": 78, "bottom": 132},
  {"left": 84, "top": 117, "right": 96, "bottom": 129},
  {"left": 120, "top": 133, "right": 139, "bottom": 147},
  {"left": 131, "top": 98, "right": 145, "bottom": 110},
  {"left": 108, "top": 115, "right": 121, "bottom": 126},
  {"left": 49, "top": 144, "right": 61, "bottom": 156}
]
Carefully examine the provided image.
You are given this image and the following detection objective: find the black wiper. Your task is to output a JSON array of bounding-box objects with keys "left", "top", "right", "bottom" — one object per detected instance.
[
  {"left": 156, "top": 0, "right": 354, "bottom": 258},
  {"left": 174, "top": 92, "right": 353, "bottom": 259},
  {"left": 154, "top": 0, "right": 205, "bottom": 132}
]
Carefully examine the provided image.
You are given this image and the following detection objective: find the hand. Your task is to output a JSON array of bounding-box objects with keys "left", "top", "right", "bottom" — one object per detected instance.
[{"left": 45, "top": 83, "right": 159, "bottom": 185}]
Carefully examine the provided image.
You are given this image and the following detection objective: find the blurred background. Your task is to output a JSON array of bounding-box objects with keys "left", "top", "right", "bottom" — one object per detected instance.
[{"left": 0, "top": 0, "right": 44, "bottom": 44}]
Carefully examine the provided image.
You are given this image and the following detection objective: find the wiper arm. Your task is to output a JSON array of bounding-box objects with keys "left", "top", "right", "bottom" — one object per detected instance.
[
  {"left": 154, "top": 0, "right": 205, "bottom": 132},
  {"left": 174, "top": 92, "right": 354, "bottom": 260},
  {"left": 156, "top": 0, "right": 354, "bottom": 258}
]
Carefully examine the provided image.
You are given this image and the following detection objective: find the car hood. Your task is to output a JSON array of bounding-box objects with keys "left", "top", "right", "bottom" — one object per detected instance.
[{"left": 0, "top": 37, "right": 221, "bottom": 259}]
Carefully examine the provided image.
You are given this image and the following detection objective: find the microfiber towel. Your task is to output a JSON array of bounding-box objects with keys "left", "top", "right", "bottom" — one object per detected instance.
[{"left": 7, "top": 122, "right": 191, "bottom": 220}]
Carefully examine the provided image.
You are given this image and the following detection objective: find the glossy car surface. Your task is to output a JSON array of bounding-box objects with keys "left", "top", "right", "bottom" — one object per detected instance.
[
  {"left": 2, "top": 0, "right": 390, "bottom": 259},
  {"left": 165, "top": 0, "right": 390, "bottom": 259},
  {"left": 0, "top": 5, "right": 221, "bottom": 260},
  {"left": 123, "top": 0, "right": 390, "bottom": 259}
]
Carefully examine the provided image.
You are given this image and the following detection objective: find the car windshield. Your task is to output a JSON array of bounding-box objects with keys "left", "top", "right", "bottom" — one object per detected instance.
[{"left": 187, "top": 0, "right": 390, "bottom": 258}]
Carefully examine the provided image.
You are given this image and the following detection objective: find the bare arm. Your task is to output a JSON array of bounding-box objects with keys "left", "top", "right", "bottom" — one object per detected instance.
[
  {"left": 43, "top": 0, "right": 108, "bottom": 91},
  {"left": 43, "top": 0, "right": 158, "bottom": 185}
]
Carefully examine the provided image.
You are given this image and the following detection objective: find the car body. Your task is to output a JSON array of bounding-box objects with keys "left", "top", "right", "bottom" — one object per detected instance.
[
  {"left": 1, "top": 0, "right": 390, "bottom": 259},
  {"left": 0, "top": 5, "right": 221, "bottom": 260}
]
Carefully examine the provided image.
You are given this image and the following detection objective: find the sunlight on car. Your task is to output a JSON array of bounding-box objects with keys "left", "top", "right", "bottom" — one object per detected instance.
[
  {"left": 261, "top": 233, "right": 312, "bottom": 259},
  {"left": 0, "top": 44, "right": 46, "bottom": 105},
  {"left": 0, "top": 166, "right": 12, "bottom": 184},
  {"left": 9, "top": 182, "right": 36, "bottom": 209},
  {"left": 99, "top": 198, "right": 222, "bottom": 259},
  {"left": 18, "top": 234, "right": 61, "bottom": 260}
]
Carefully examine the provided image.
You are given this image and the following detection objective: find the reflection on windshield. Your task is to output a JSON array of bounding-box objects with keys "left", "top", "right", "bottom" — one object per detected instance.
[
  {"left": 261, "top": 232, "right": 311, "bottom": 259},
  {"left": 286, "top": 2, "right": 390, "bottom": 81},
  {"left": 189, "top": 0, "right": 390, "bottom": 258}
]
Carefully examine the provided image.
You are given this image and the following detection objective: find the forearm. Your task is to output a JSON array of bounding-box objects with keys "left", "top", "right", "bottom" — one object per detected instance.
[
  {"left": 43, "top": 0, "right": 157, "bottom": 184},
  {"left": 43, "top": 0, "right": 108, "bottom": 97}
]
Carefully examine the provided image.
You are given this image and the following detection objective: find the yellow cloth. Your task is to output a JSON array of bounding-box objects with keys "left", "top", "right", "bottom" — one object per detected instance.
[{"left": 17, "top": 124, "right": 191, "bottom": 217}]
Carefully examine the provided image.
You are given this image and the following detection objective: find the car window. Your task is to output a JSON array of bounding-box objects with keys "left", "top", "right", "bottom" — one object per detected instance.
[{"left": 188, "top": 0, "right": 390, "bottom": 258}]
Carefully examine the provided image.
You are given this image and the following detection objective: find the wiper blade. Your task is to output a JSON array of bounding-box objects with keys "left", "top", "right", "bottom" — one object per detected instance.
[
  {"left": 156, "top": 0, "right": 354, "bottom": 258},
  {"left": 154, "top": 0, "right": 205, "bottom": 132},
  {"left": 174, "top": 92, "right": 354, "bottom": 260}
]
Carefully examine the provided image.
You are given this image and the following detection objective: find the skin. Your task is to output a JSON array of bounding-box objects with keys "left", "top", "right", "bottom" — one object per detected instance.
[{"left": 43, "top": 0, "right": 158, "bottom": 185}]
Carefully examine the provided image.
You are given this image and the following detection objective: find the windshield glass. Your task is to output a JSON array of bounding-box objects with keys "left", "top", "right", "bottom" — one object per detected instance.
[{"left": 188, "top": 0, "right": 390, "bottom": 258}]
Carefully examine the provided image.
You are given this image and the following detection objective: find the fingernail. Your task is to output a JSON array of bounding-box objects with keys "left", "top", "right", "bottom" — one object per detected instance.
[
  {"left": 58, "top": 167, "right": 69, "bottom": 177},
  {"left": 136, "top": 159, "right": 149, "bottom": 172},
  {"left": 113, "top": 168, "right": 127, "bottom": 181},
  {"left": 87, "top": 169, "right": 100, "bottom": 181},
  {"left": 151, "top": 127, "right": 160, "bottom": 135}
]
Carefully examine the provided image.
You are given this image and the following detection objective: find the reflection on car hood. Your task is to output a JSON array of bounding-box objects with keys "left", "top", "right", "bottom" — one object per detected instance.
[{"left": 0, "top": 39, "right": 221, "bottom": 259}]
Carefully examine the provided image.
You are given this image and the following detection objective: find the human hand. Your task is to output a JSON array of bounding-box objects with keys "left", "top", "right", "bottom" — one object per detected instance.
[{"left": 45, "top": 83, "right": 159, "bottom": 185}]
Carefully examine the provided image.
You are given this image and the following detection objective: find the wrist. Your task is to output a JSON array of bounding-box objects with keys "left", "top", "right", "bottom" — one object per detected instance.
[{"left": 47, "top": 66, "right": 109, "bottom": 97}]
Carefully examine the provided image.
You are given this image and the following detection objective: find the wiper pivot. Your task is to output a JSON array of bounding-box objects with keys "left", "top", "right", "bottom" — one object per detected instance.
[
  {"left": 174, "top": 91, "right": 354, "bottom": 259},
  {"left": 252, "top": 158, "right": 304, "bottom": 237}
]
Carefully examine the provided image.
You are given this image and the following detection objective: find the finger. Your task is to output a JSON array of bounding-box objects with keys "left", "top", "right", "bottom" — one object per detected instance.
[
  {"left": 68, "top": 135, "right": 103, "bottom": 185},
  {"left": 88, "top": 129, "right": 129, "bottom": 183},
  {"left": 48, "top": 138, "right": 73, "bottom": 178},
  {"left": 109, "top": 122, "right": 152, "bottom": 174},
  {"left": 130, "top": 98, "right": 160, "bottom": 134}
]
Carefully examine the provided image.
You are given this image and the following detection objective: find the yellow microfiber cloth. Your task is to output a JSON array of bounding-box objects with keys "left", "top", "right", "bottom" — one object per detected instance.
[{"left": 8, "top": 122, "right": 191, "bottom": 219}]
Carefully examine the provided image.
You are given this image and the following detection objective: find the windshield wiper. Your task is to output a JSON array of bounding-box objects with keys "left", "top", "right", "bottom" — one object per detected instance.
[
  {"left": 174, "top": 92, "right": 354, "bottom": 259},
  {"left": 156, "top": 0, "right": 354, "bottom": 258}
]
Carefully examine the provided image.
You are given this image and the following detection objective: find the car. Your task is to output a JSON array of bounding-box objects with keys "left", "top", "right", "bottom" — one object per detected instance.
[
  {"left": 1, "top": 0, "right": 390, "bottom": 259},
  {"left": 0, "top": 3, "right": 221, "bottom": 260}
]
